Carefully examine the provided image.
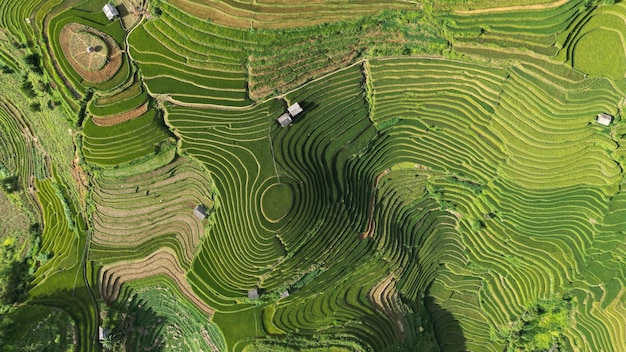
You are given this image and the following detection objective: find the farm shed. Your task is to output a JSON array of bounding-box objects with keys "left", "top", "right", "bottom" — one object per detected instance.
[
  {"left": 98, "top": 326, "right": 109, "bottom": 341},
  {"left": 248, "top": 288, "right": 259, "bottom": 300},
  {"left": 277, "top": 113, "right": 292, "bottom": 127},
  {"left": 280, "top": 290, "right": 290, "bottom": 298},
  {"left": 288, "top": 102, "right": 303, "bottom": 117},
  {"left": 194, "top": 204, "right": 208, "bottom": 220},
  {"left": 596, "top": 113, "right": 613, "bottom": 126},
  {"left": 102, "top": 3, "right": 119, "bottom": 20}
]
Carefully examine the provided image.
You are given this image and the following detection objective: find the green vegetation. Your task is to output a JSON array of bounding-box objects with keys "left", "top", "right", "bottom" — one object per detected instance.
[
  {"left": 2, "top": 0, "right": 626, "bottom": 351},
  {"left": 0, "top": 304, "right": 76, "bottom": 352},
  {"left": 261, "top": 183, "right": 293, "bottom": 222},
  {"left": 504, "top": 295, "right": 573, "bottom": 351},
  {"left": 130, "top": 1, "right": 447, "bottom": 102},
  {"left": 81, "top": 111, "right": 173, "bottom": 167},
  {"left": 102, "top": 277, "right": 225, "bottom": 352}
]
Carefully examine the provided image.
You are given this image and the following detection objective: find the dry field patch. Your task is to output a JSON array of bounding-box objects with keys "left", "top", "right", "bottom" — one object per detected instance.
[
  {"left": 59, "top": 23, "right": 123, "bottom": 83},
  {"left": 93, "top": 102, "right": 149, "bottom": 126}
]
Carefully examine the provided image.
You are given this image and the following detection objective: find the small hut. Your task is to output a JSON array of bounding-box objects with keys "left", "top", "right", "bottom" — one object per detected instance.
[
  {"left": 194, "top": 204, "right": 208, "bottom": 220},
  {"left": 103, "top": 3, "right": 119, "bottom": 20},
  {"left": 596, "top": 113, "right": 613, "bottom": 126},
  {"left": 287, "top": 102, "right": 303, "bottom": 117},
  {"left": 98, "top": 326, "right": 109, "bottom": 341},
  {"left": 87, "top": 46, "right": 95, "bottom": 53},
  {"left": 277, "top": 113, "right": 292, "bottom": 128},
  {"left": 248, "top": 288, "right": 259, "bottom": 300}
]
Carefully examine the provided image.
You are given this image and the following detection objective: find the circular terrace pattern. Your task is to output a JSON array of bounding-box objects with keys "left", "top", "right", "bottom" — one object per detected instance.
[
  {"left": 260, "top": 182, "right": 294, "bottom": 223},
  {"left": 68, "top": 30, "right": 108, "bottom": 71},
  {"left": 59, "top": 23, "right": 122, "bottom": 83}
]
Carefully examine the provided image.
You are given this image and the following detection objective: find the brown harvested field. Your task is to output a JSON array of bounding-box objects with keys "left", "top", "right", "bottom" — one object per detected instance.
[
  {"left": 91, "top": 158, "right": 213, "bottom": 265},
  {"left": 59, "top": 23, "right": 123, "bottom": 83},
  {"left": 93, "top": 102, "right": 149, "bottom": 126},
  {"left": 99, "top": 247, "right": 215, "bottom": 315},
  {"left": 368, "top": 274, "right": 406, "bottom": 337}
]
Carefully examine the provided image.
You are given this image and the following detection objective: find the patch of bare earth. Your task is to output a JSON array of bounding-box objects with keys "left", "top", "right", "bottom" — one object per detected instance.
[
  {"left": 93, "top": 102, "right": 148, "bottom": 126},
  {"left": 368, "top": 274, "right": 406, "bottom": 339},
  {"left": 99, "top": 247, "right": 215, "bottom": 315},
  {"left": 59, "top": 23, "right": 122, "bottom": 83}
]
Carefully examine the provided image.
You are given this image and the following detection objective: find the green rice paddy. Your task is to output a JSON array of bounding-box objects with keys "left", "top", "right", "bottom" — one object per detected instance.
[
  {"left": 261, "top": 183, "right": 293, "bottom": 223},
  {"left": 1, "top": 0, "right": 626, "bottom": 351}
]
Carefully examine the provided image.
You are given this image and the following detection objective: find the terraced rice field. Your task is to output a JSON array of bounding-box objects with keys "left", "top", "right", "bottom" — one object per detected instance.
[
  {"left": 81, "top": 110, "right": 173, "bottom": 167},
  {"left": 28, "top": 179, "right": 96, "bottom": 352},
  {"left": 90, "top": 157, "right": 213, "bottom": 267},
  {"left": 0, "top": 97, "right": 48, "bottom": 188},
  {"left": 366, "top": 57, "right": 626, "bottom": 351},
  {"left": 2, "top": 0, "right": 626, "bottom": 351},
  {"left": 165, "top": 0, "right": 416, "bottom": 29},
  {"left": 557, "top": 1, "right": 626, "bottom": 80},
  {"left": 129, "top": 1, "right": 445, "bottom": 103}
]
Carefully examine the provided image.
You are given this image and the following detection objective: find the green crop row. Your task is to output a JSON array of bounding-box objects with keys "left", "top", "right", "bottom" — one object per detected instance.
[
  {"left": 81, "top": 110, "right": 172, "bottom": 167},
  {"left": 111, "top": 276, "right": 227, "bottom": 352},
  {"left": 366, "top": 54, "right": 626, "bottom": 351},
  {"left": 441, "top": 0, "right": 589, "bottom": 57},
  {"left": 30, "top": 178, "right": 96, "bottom": 351},
  {"left": 89, "top": 157, "right": 213, "bottom": 268}
]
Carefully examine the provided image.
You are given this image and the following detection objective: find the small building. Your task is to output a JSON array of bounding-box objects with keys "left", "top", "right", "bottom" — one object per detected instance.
[
  {"left": 248, "top": 288, "right": 259, "bottom": 300},
  {"left": 277, "top": 113, "right": 292, "bottom": 128},
  {"left": 103, "top": 3, "right": 119, "bottom": 20},
  {"left": 596, "top": 113, "right": 613, "bottom": 126},
  {"left": 280, "top": 290, "right": 290, "bottom": 298},
  {"left": 87, "top": 46, "right": 95, "bottom": 53},
  {"left": 287, "top": 102, "right": 303, "bottom": 117},
  {"left": 194, "top": 204, "right": 208, "bottom": 220},
  {"left": 98, "top": 326, "right": 109, "bottom": 341}
]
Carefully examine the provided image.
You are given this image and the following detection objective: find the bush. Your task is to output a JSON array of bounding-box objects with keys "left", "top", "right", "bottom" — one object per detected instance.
[{"left": 29, "top": 102, "right": 41, "bottom": 112}]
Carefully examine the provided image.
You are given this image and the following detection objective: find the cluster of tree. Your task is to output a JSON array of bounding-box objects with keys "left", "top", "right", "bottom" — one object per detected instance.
[
  {"left": 505, "top": 294, "right": 573, "bottom": 351},
  {"left": 23, "top": 54, "right": 42, "bottom": 76},
  {"left": 101, "top": 293, "right": 165, "bottom": 351},
  {"left": 0, "top": 224, "right": 43, "bottom": 306}
]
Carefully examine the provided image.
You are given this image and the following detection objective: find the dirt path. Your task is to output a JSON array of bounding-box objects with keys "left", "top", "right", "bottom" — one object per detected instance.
[{"left": 454, "top": 0, "right": 569, "bottom": 14}]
